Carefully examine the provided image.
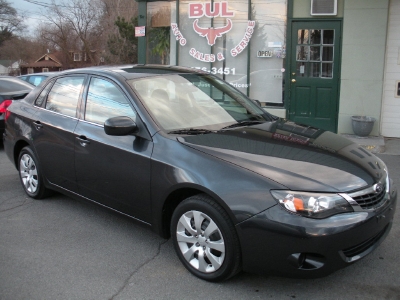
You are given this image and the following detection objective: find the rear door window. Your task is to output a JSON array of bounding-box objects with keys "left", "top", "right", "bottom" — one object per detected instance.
[{"left": 45, "top": 76, "right": 85, "bottom": 117}]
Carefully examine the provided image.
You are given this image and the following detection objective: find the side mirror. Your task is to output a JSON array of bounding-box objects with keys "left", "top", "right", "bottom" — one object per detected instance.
[{"left": 104, "top": 116, "right": 138, "bottom": 136}]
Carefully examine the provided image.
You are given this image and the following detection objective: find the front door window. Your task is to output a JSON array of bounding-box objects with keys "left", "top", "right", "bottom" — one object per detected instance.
[{"left": 296, "top": 29, "right": 335, "bottom": 78}]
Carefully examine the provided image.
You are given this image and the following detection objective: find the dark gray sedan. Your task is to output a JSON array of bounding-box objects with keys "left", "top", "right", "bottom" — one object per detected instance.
[{"left": 3, "top": 65, "right": 397, "bottom": 281}]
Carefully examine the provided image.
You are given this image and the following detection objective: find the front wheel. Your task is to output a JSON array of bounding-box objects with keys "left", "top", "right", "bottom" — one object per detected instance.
[
  {"left": 18, "top": 146, "right": 50, "bottom": 199},
  {"left": 171, "top": 194, "right": 241, "bottom": 281}
]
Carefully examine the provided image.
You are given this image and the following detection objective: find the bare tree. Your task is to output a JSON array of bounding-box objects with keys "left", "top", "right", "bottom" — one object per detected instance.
[
  {"left": 40, "top": 0, "right": 104, "bottom": 65},
  {"left": 0, "top": 0, "right": 25, "bottom": 46},
  {"left": 0, "top": 36, "right": 50, "bottom": 62}
]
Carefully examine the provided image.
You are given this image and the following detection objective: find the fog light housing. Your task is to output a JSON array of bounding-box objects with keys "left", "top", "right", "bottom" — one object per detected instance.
[{"left": 287, "top": 253, "right": 325, "bottom": 270}]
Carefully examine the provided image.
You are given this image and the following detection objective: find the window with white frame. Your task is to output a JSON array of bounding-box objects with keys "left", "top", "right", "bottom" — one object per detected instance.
[
  {"left": 42, "top": 68, "right": 49, "bottom": 72},
  {"left": 74, "top": 53, "right": 81, "bottom": 61},
  {"left": 28, "top": 68, "right": 34, "bottom": 74}
]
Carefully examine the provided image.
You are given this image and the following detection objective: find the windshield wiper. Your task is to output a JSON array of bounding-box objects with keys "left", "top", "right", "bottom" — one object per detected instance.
[
  {"left": 168, "top": 128, "right": 214, "bottom": 135},
  {"left": 220, "top": 120, "right": 264, "bottom": 130}
]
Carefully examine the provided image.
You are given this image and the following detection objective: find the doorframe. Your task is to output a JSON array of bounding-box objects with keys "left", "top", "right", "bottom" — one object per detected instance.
[{"left": 284, "top": 1, "right": 343, "bottom": 133}]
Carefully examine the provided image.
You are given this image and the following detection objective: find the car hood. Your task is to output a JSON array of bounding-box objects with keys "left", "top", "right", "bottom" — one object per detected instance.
[{"left": 178, "top": 120, "right": 386, "bottom": 192}]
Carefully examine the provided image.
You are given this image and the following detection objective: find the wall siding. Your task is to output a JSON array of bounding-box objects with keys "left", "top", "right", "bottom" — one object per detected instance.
[
  {"left": 381, "top": 0, "right": 400, "bottom": 137},
  {"left": 338, "top": 0, "right": 389, "bottom": 136}
]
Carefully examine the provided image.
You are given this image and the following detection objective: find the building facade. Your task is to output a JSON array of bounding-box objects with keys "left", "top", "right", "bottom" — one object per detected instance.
[{"left": 136, "top": 0, "right": 400, "bottom": 138}]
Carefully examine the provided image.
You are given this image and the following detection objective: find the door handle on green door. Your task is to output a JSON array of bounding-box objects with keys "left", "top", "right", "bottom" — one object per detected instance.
[{"left": 291, "top": 79, "right": 296, "bottom": 83}]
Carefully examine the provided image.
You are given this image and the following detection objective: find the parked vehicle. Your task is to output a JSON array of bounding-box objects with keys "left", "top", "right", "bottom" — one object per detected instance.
[
  {"left": 3, "top": 65, "right": 397, "bottom": 281},
  {"left": 0, "top": 76, "right": 34, "bottom": 139},
  {"left": 18, "top": 72, "right": 58, "bottom": 87}
]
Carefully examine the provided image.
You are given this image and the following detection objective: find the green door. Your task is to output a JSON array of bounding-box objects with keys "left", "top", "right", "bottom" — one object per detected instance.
[{"left": 288, "top": 21, "right": 341, "bottom": 132}]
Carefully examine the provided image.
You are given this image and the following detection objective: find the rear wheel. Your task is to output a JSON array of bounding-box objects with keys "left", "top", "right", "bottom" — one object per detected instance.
[
  {"left": 18, "top": 146, "right": 50, "bottom": 199},
  {"left": 171, "top": 194, "right": 241, "bottom": 281}
]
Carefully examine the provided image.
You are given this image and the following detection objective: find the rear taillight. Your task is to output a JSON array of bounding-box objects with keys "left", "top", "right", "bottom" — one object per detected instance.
[
  {"left": 0, "top": 100, "right": 12, "bottom": 113},
  {"left": 0, "top": 100, "right": 12, "bottom": 120}
]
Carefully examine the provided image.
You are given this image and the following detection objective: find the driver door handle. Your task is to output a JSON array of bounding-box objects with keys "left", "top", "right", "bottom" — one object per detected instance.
[
  {"left": 76, "top": 136, "right": 91, "bottom": 147},
  {"left": 33, "top": 121, "right": 43, "bottom": 130}
]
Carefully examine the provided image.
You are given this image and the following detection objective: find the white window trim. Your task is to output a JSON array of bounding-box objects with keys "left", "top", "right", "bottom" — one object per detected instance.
[
  {"left": 27, "top": 68, "right": 34, "bottom": 74},
  {"left": 42, "top": 68, "right": 49, "bottom": 72},
  {"left": 74, "top": 53, "right": 81, "bottom": 61}
]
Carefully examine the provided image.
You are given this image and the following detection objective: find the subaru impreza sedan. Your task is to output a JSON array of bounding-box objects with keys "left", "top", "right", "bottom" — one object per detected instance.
[{"left": 3, "top": 65, "right": 397, "bottom": 281}]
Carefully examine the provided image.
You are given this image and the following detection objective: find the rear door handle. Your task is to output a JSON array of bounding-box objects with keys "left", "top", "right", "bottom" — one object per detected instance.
[
  {"left": 33, "top": 121, "right": 43, "bottom": 130},
  {"left": 76, "top": 136, "right": 91, "bottom": 147}
]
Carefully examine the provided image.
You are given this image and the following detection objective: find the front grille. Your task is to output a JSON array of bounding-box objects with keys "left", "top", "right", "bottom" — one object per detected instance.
[
  {"left": 342, "top": 225, "right": 388, "bottom": 258},
  {"left": 351, "top": 184, "right": 386, "bottom": 209}
]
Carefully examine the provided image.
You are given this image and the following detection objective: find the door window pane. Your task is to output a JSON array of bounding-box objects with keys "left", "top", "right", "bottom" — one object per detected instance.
[
  {"left": 296, "top": 46, "right": 309, "bottom": 61},
  {"left": 323, "top": 30, "right": 334, "bottom": 45},
  {"left": 310, "top": 30, "right": 321, "bottom": 44},
  {"left": 297, "top": 29, "right": 309, "bottom": 44},
  {"left": 322, "top": 63, "right": 333, "bottom": 78},
  {"left": 310, "top": 63, "right": 321, "bottom": 78},
  {"left": 310, "top": 46, "right": 321, "bottom": 61},
  {"left": 322, "top": 46, "right": 334, "bottom": 62},
  {"left": 46, "top": 77, "right": 85, "bottom": 117},
  {"left": 85, "top": 77, "right": 136, "bottom": 125}
]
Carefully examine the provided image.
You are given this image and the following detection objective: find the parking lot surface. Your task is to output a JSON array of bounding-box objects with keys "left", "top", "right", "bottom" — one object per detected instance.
[{"left": 1, "top": 143, "right": 399, "bottom": 300}]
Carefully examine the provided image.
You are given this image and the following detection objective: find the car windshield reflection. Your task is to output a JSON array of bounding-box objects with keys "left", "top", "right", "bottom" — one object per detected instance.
[{"left": 128, "top": 74, "right": 269, "bottom": 131}]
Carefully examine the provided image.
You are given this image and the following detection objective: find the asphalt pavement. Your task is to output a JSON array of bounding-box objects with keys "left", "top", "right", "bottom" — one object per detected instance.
[{"left": 1, "top": 140, "right": 400, "bottom": 300}]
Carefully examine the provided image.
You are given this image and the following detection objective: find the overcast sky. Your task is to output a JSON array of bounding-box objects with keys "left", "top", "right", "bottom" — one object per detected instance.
[{"left": 11, "top": 0, "right": 55, "bottom": 35}]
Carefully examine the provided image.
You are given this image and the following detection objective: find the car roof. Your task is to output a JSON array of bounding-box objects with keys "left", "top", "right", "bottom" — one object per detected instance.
[
  {"left": 60, "top": 64, "right": 209, "bottom": 80},
  {"left": 0, "top": 76, "right": 35, "bottom": 87},
  {"left": 0, "top": 76, "right": 34, "bottom": 93},
  {"left": 19, "top": 72, "right": 59, "bottom": 77}
]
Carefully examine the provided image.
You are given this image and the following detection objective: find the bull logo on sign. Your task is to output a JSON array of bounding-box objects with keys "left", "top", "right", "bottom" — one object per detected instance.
[{"left": 192, "top": 18, "right": 233, "bottom": 46}]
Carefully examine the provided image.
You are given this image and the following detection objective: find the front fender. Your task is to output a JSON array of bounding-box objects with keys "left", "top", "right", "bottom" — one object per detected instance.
[{"left": 149, "top": 134, "right": 285, "bottom": 236}]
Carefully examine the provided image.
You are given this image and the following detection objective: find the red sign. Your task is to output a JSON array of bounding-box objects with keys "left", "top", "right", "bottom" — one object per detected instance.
[
  {"left": 172, "top": 1, "right": 255, "bottom": 63},
  {"left": 135, "top": 26, "right": 146, "bottom": 37},
  {"left": 189, "top": 1, "right": 234, "bottom": 18},
  {"left": 193, "top": 18, "right": 232, "bottom": 46}
]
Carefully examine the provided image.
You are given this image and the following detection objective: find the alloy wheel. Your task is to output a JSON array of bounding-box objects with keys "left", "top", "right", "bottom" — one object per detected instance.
[
  {"left": 176, "top": 210, "right": 225, "bottom": 273},
  {"left": 19, "top": 154, "right": 39, "bottom": 194}
]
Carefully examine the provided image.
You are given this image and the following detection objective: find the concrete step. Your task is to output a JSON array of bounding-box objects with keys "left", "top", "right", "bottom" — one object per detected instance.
[{"left": 342, "top": 135, "right": 400, "bottom": 155}]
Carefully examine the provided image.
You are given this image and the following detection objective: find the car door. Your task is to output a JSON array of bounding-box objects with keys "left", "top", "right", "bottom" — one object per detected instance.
[
  {"left": 74, "top": 76, "right": 153, "bottom": 223},
  {"left": 31, "top": 75, "right": 86, "bottom": 192}
]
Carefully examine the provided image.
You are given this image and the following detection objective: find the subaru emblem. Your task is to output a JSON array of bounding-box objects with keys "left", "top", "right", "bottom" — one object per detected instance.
[{"left": 374, "top": 183, "right": 383, "bottom": 194}]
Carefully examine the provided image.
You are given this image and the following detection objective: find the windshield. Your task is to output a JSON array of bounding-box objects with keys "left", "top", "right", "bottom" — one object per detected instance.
[{"left": 128, "top": 74, "right": 272, "bottom": 131}]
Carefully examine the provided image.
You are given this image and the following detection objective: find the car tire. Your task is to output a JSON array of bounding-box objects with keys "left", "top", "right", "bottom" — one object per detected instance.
[
  {"left": 18, "top": 146, "right": 50, "bottom": 199},
  {"left": 171, "top": 194, "right": 241, "bottom": 281}
]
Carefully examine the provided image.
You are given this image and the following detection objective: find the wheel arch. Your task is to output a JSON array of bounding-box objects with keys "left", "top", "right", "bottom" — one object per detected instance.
[
  {"left": 13, "top": 140, "right": 31, "bottom": 168},
  {"left": 159, "top": 185, "right": 235, "bottom": 239}
]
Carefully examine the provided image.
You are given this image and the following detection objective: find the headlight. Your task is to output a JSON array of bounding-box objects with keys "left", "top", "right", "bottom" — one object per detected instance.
[{"left": 271, "top": 190, "right": 354, "bottom": 219}]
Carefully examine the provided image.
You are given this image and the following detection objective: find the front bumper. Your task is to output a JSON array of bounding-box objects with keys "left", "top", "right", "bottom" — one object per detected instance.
[{"left": 237, "top": 186, "right": 397, "bottom": 278}]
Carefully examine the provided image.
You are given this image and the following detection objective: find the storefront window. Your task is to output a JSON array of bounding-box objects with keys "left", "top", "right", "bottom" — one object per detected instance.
[
  {"left": 249, "top": 0, "right": 287, "bottom": 105},
  {"left": 147, "top": 0, "right": 287, "bottom": 105},
  {"left": 147, "top": 1, "right": 176, "bottom": 64}
]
